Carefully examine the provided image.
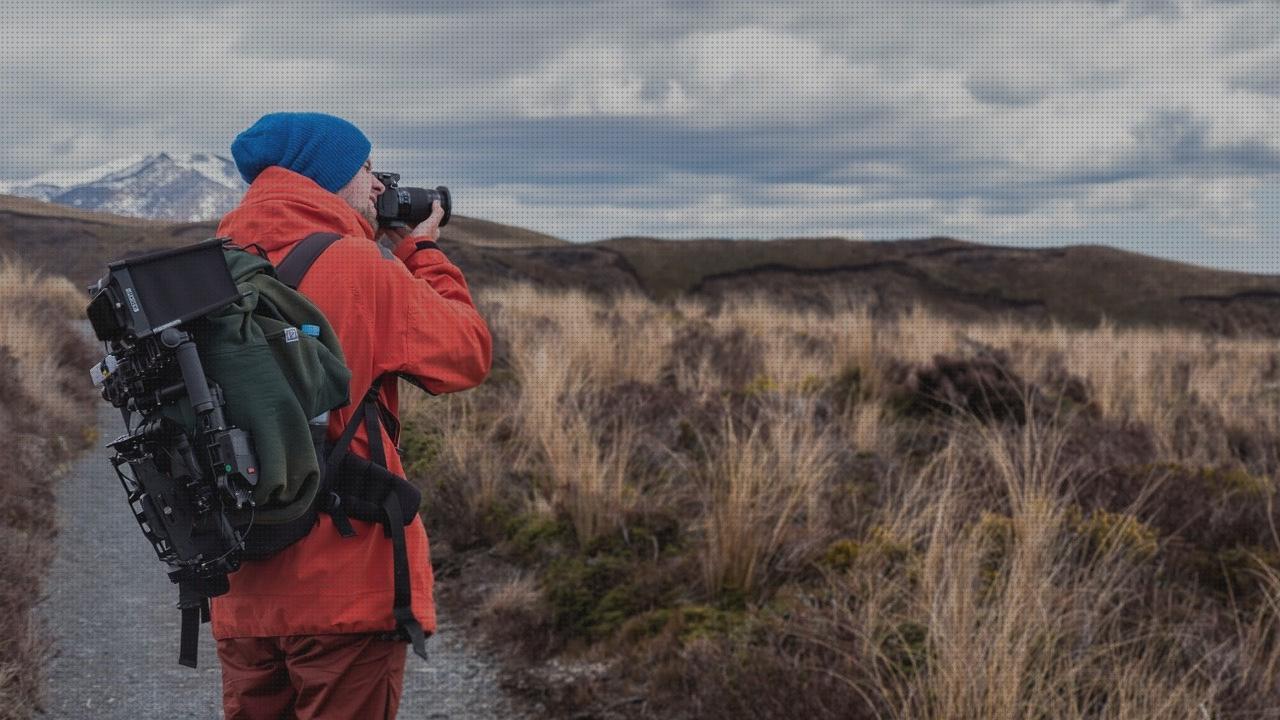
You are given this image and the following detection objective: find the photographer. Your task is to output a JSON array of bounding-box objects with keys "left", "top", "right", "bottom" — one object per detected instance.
[{"left": 212, "top": 112, "right": 492, "bottom": 718}]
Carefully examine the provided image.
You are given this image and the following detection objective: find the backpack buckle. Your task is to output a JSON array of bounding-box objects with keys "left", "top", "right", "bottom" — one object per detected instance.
[{"left": 326, "top": 491, "right": 357, "bottom": 537}]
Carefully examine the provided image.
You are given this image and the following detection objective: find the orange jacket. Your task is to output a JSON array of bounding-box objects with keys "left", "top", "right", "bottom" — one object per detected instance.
[{"left": 209, "top": 166, "right": 492, "bottom": 639}]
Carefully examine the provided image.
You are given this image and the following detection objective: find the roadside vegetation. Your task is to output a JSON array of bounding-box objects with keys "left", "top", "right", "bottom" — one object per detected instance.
[
  {"left": 403, "top": 282, "right": 1280, "bottom": 719},
  {"left": 0, "top": 259, "right": 97, "bottom": 719}
]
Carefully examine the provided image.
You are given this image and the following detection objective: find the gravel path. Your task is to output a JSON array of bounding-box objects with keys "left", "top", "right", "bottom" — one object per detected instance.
[{"left": 40, "top": 400, "right": 532, "bottom": 719}]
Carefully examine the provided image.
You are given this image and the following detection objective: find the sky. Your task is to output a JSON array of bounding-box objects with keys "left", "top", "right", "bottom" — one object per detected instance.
[{"left": 2, "top": 0, "right": 1278, "bottom": 272}]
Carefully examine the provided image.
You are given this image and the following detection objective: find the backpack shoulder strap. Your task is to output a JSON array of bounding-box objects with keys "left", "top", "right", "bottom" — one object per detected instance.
[{"left": 275, "top": 232, "right": 343, "bottom": 289}]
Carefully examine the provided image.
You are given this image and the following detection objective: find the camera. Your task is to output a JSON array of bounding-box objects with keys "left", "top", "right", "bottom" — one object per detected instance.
[
  {"left": 374, "top": 172, "right": 451, "bottom": 228},
  {"left": 87, "top": 239, "right": 258, "bottom": 602}
]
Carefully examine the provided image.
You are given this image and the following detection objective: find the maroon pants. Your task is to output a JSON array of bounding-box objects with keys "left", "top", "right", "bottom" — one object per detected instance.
[{"left": 218, "top": 634, "right": 407, "bottom": 719}]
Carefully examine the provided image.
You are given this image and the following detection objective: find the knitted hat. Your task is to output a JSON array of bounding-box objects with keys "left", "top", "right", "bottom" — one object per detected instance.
[{"left": 231, "top": 112, "right": 371, "bottom": 192}]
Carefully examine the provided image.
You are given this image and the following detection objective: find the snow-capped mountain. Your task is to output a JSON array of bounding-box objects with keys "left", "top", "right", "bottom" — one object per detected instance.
[{"left": 0, "top": 153, "right": 246, "bottom": 222}]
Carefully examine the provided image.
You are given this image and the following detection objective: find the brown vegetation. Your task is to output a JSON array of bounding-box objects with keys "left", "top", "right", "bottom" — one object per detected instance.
[
  {"left": 10, "top": 194, "right": 1280, "bottom": 338},
  {"left": 11, "top": 195, "right": 1280, "bottom": 715},
  {"left": 404, "top": 283, "right": 1280, "bottom": 719},
  {"left": 0, "top": 258, "right": 97, "bottom": 719}
]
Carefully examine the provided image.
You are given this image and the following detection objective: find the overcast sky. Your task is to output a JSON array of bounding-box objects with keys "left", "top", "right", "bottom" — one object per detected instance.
[{"left": 3, "top": 0, "right": 1278, "bottom": 271}]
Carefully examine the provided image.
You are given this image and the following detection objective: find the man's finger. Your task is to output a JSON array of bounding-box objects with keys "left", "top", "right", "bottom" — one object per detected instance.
[{"left": 410, "top": 201, "right": 445, "bottom": 239}]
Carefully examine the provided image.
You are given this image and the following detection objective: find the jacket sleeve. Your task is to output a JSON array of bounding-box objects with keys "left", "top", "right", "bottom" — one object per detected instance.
[{"left": 366, "top": 236, "right": 493, "bottom": 394}]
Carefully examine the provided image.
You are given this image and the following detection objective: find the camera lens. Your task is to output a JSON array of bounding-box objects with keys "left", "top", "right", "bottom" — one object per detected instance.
[{"left": 375, "top": 185, "right": 452, "bottom": 228}]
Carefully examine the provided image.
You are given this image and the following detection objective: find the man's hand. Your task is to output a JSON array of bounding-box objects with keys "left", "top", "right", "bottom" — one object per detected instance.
[{"left": 381, "top": 201, "right": 445, "bottom": 247}]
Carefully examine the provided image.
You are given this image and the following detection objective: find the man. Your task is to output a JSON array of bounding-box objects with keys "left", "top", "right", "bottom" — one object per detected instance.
[{"left": 212, "top": 112, "right": 493, "bottom": 718}]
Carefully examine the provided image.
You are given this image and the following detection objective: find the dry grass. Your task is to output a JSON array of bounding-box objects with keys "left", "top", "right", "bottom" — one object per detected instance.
[
  {"left": 0, "top": 257, "right": 97, "bottom": 720},
  {"left": 845, "top": 413, "right": 1218, "bottom": 719},
  {"left": 407, "top": 281, "right": 1280, "bottom": 719},
  {"left": 700, "top": 401, "right": 839, "bottom": 598},
  {"left": 0, "top": 259, "right": 89, "bottom": 416}
]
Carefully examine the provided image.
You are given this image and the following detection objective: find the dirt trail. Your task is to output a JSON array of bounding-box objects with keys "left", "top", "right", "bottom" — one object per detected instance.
[{"left": 39, "top": 400, "right": 531, "bottom": 719}]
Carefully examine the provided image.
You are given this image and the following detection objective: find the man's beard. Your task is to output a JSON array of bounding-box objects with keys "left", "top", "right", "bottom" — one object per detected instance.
[{"left": 359, "top": 203, "right": 378, "bottom": 231}]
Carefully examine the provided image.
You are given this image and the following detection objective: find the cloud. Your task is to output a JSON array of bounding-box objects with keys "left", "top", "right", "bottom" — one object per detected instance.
[{"left": 2, "top": 0, "right": 1278, "bottom": 269}]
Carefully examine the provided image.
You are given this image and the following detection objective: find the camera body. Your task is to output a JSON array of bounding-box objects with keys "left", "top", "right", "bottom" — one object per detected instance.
[
  {"left": 88, "top": 239, "right": 258, "bottom": 596},
  {"left": 374, "top": 172, "right": 451, "bottom": 228}
]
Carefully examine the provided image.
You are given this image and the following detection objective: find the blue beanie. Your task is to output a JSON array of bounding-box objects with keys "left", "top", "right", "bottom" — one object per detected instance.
[{"left": 231, "top": 112, "right": 371, "bottom": 192}]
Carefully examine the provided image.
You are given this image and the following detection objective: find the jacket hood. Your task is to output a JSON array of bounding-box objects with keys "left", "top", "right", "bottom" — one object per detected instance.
[{"left": 217, "top": 166, "right": 374, "bottom": 254}]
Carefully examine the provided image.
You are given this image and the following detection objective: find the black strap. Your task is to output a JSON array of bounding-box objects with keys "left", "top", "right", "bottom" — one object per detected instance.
[
  {"left": 364, "top": 389, "right": 388, "bottom": 468},
  {"left": 413, "top": 240, "right": 439, "bottom": 252},
  {"left": 323, "top": 375, "right": 427, "bottom": 661},
  {"left": 323, "top": 408, "right": 364, "bottom": 538},
  {"left": 325, "top": 387, "right": 373, "bottom": 469},
  {"left": 322, "top": 377, "right": 387, "bottom": 538},
  {"left": 176, "top": 582, "right": 208, "bottom": 669},
  {"left": 241, "top": 242, "right": 270, "bottom": 260},
  {"left": 275, "top": 232, "right": 343, "bottom": 289},
  {"left": 385, "top": 491, "right": 428, "bottom": 661},
  {"left": 178, "top": 607, "right": 200, "bottom": 668},
  {"left": 326, "top": 378, "right": 384, "bottom": 466}
]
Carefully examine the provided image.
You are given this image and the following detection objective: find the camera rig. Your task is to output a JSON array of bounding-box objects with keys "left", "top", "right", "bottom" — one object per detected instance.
[{"left": 87, "top": 238, "right": 259, "bottom": 667}]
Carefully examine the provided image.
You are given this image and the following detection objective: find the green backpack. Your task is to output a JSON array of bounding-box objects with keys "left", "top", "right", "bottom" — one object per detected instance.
[{"left": 165, "top": 244, "right": 352, "bottom": 526}]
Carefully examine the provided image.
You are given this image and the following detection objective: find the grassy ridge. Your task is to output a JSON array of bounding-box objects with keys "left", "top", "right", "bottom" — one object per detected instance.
[
  {"left": 599, "top": 235, "right": 1280, "bottom": 332},
  {"left": 0, "top": 259, "right": 97, "bottom": 719},
  {"left": 7, "top": 194, "right": 1280, "bottom": 337},
  {"left": 401, "top": 284, "right": 1280, "bottom": 719}
]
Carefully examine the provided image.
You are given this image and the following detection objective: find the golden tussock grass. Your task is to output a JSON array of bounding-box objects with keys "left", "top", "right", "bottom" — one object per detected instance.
[
  {"left": 848, "top": 414, "right": 1217, "bottom": 719},
  {"left": 700, "top": 401, "right": 839, "bottom": 597},
  {"left": 0, "top": 257, "right": 97, "bottom": 720},
  {"left": 407, "top": 281, "right": 1280, "bottom": 719},
  {"left": 508, "top": 342, "right": 639, "bottom": 545}
]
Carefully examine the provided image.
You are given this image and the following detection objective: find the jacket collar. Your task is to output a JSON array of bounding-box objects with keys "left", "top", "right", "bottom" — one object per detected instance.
[{"left": 216, "top": 166, "right": 374, "bottom": 256}]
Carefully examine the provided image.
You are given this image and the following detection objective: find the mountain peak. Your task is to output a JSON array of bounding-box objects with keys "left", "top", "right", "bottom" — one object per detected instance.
[{"left": 0, "top": 153, "right": 246, "bottom": 221}]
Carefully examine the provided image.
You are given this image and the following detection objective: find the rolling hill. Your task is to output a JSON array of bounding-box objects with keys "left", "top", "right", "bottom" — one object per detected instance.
[{"left": 6, "top": 193, "right": 1279, "bottom": 336}]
